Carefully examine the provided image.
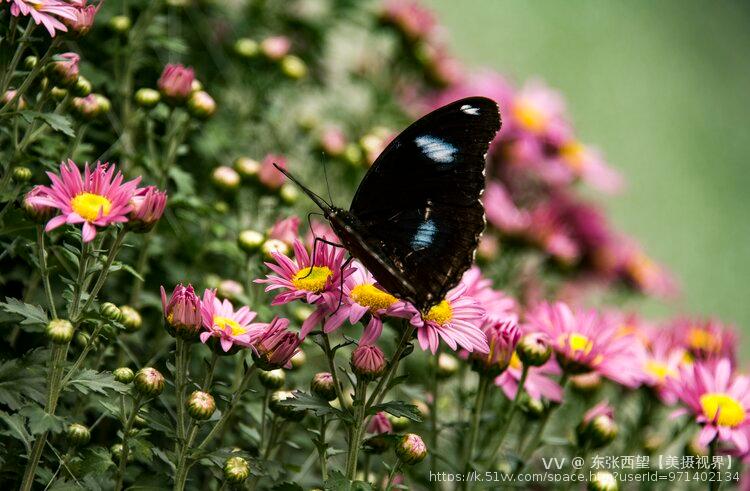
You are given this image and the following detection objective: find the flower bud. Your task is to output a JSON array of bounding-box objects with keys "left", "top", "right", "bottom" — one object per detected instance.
[
  {"left": 588, "top": 471, "right": 619, "bottom": 491},
  {"left": 12, "top": 166, "right": 32, "bottom": 183},
  {"left": 73, "top": 76, "right": 92, "bottom": 97},
  {"left": 100, "top": 302, "right": 123, "bottom": 322},
  {"left": 576, "top": 402, "right": 618, "bottom": 449},
  {"left": 388, "top": 414, "right": 410, "bottom": 432},
  {"left": 319, "top": 127, "right": 347, "bottom": 157},
  {"left": 570, "top": 372, "right": 602, "bottom": 394},
  {"left": 113, "top": 367, "right": 135, "bottom": 384},
  {"left": 64, "top": 4, "right": 98, "bottom": 37},
  {"left": 258, "top": 368, "right": 286, "bottom": 390},
  {"left": 110, "top": 443, "right": 130, "bottom": 462},
  {"left": 94, "top": 94, "right": 111, "bottom": 114},
  {"left": 46, "top": 319, "right": 74, "bottom": 344},
  {"left": 234, "top": 157, "right": 260, "bottom": 179},
  {"left": 119, "top": 305, "right": 142, "bottom": 333},
  {"left": 2, "top": 89, "right": 26, "bottom": 110},
  {"left": 23, "top": 188, "right": 55, "bottom": 222},
  {"left": 75, "top": 331, "right": 90, "bottom": 348},
  {"left": 395, "top": 433, "right": 427, "bottom": 465},
  {"left": 290, "top": 350, "right": 306, "bottom": 370},
  {"left": 211, "top": 166, "right": 241, "bottom": 191},
  {"left": 223, "top": 456, "right": 250, "bottom": 484},
  {"left": 234, "top": 38, "right": 259, "bottom": 58},
  {"left": 128, "top": 186, "right": 167, "bottom": 233},
  {"left": 108, "top": 15, "right": 131, "bottom": 34},
  {"left": 66, "top": 423, "right": 90, "bottom": 446},
  {"left": 135, "top": 88, "right": 161, "bottom": 109},
  {"left": 252, "top": 318, "right": 301, "bottom": 370},
  {"left": 214, "top": 201, "right": 229, "bottom": 214},
  {"left": 187, "top": 90, "right": 216, "bottom": 119},
  {"left": 279, "top": 183, "right": 299, "bottom": 205},
  {"left": 187, "top": 390, "right": 216, "bottom": 420},
  {"left": 516, "top": 333, "right": 552, "bottom": 367},
  {"left": 519, "top": 394, "right": 546, "bottom": 419},
  {"left": 436, "top": 353, "right": 459, "bottom": 379},
  {"left": 261, "top": 239, "right": 290, "bottom": 260},
  {"left": 71, "top": 94, "right": 106, "bottom": 121},
  {"left": 158, "top": 63, "right": 195, "bottom": 105},
  {"left": 134, "top": 367, "right": 165, "bottom": 397},
  {"left": 260, "top": 36, "right": 291, "bottom": 61},
  {"left": 46, "top": 52, "right": 80, "bottom": 88},
  {"left": 161, "top": 284, "right": 202, "bottom": 339},
  {"left": 50, "top": 86, "right": 67, "bottom": 101},
  {"left": 280, "top": 55, "right": 307, "bottom": 79},
  {"left": 343, "top": 143, "right": 363, "bottom": 167},
  {"left": 471, "top": 319, "right": 520, "bottom": 377},
  {"left": 351, "top": 344, "right": 386, "bottom": 382},
  {"left": 238, "top": 229, "right": 264, "bottom": 253},
  {"left": 190, "top": 80, "right": 202, "bottom": 93},
  {"left": 24, "top": 55, "right": 38, "bottom": 70},
  {"left": 269, "top": 390, "right": 306, "bottom": 421},
  {"left": 217, "top": 279, "right": 244, "bottom": 302},
  {"left": 310, "top": 372, "right": 337, "bottom": 401}
]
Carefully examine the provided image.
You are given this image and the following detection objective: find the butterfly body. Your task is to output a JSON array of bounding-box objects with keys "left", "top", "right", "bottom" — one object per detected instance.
[{"left": 278, "top": 96, "right": 501, "bottom": 312}]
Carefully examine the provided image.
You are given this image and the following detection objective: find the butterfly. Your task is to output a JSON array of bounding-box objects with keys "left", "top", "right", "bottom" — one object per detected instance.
[{"left": 276, "top": 96, "right": 501, "bottom": 312}]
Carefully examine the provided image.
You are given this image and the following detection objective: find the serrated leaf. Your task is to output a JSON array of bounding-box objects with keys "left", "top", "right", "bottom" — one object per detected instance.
[
  {"left": 324, "top": 471, "right": 373, "bottom": 491},
  {"left": 276, "top": 390, "right": 344, "bottom": 418},
  {"left": 369, "top": 400, "right": 422, "bottom": 422},
  {"left": 65, "top": 369, "right": 129, "bottom": 395},
  {"left": 0, "top": 297, "right": 48, "bottom": 331},
  {"left": 18, "top": 111, "right": 75, "bottom": 136},
  {"left": 0, "top": 349, "right": 47, "bottom": 409},
  {"left": 0, "top": 410, "right": 32, "bottom": 451},
  {"left": 19, "top": 405, "right": 64, "bottom": 435},
  {"left": 76, "top": 447, "right": 114, "bottom": 475}
]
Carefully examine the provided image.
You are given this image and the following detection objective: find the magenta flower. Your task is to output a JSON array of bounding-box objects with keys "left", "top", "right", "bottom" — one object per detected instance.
[
  {"left": 63, "top": 0, "right": 99, "bottom": 36},
  {"left": 268, "top": 216, "right": 301, "bottom": 247},
  {"left": 320, "top": 126, "right": 347, "bottom": 157},
  {"left": 27, "top": 160, "right": 141, "bottom": 242},
  {"left": 554, "top": 140, "right": 624, "bottom": 194},
  {"left": 461, "top": 266, "right": 518, "bottom": 327},
  {"left": 255, "top": 239, "right": 354, "bottom": 337},
  {"left": 8, "top": 0, "right": 78, "bottom": 37},
  {"left": 381, "top": 0, "right": 437, "bottom": 41},
  {"left": 639, "top": 331, "right": 685, "bottom": 404},
  {"left": 409, "top": 282, "right": 489, "bottom": 355},
  {"left": 368, "top": 411, "right": 393, "bottom": 435},
  {"left": 670, "top": 359, "right": 749, "bottom": 454},
  {"left": 304, "top": 218, "right": 339, "bottom": 249},
  {"left": 526, "top": 302, "right": 646, "bottom": 388},
  {"left": 258, "top": 154, "right": 287, "bottom": 190},
  {"left": 128, "top": 185, "right": 167, "bottom": 232},
  {"left": 351, "top": 344, "right": 386, "bottom": 380},
  {"left": 48, "top": 52, "right": 80, "bottom": 87},
  {"left": 483, "top": 181, "right": 530, "bottom": 236},
  {"left": 252, "top": 317, "right": 301, "bottom": 370},
  {"left": 616, "top": 239, "right": 678, "bottom": 298},
  {"left": 668, "top": 317, "right": 737, "bottom": 364},
  {"left": 323, "top": 262, "right": 411, "bottom": 345},
  {"left": 496, "top": 352, "right": 563, "bottom": 403},
  {"left": 22, "top": 187, "right": 55, "bottom": 222},
  {"left": 199, "top": 289, "right": 263, "bottom": 352},
  {"left": 471, "top": 318, "right": 520, "bottom": 376},
  {"left": 160, "top": 284, "right": 202, "bottom": 337},
  {"left": 157, "top": 63, "right": 195, "bottom": 104}
]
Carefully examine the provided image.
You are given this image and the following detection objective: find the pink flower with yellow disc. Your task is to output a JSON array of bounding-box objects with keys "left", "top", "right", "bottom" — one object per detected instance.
[{"left": 199, "top": 289, "right": 264, "bottom": 352}]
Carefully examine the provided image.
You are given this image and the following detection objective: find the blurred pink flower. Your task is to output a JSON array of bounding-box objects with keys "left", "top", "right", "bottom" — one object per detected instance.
[
  {"left": 496, "top": 351, "right": 563, "bottom": 403},
  {"left": 8, "top": 0, "right": 77, "bottom": 37},
  {"left": 260, "top": 36, "right": 291, "bottom": 60},
  {"left": 368, "top": 411, "right": 392, "bottom": 434},
  {"left": 668, "top": 317, "right": 738, "bottom": 364},
  {"left": 555, "top": 140, "right": 624, "bottom": 194},
  {"left": 305, "top": 218, "right": 339, "bottom": 248},
  {"left": 28, "top": 160, "right": 140, "bottom": 242},
  {"left": 320, "top": 126, "right": 347, "bottom": 157},
  {"left": 268, "top": 216, "right": 301, "bottom": 246},
  {"left": 258, "top": 154, "right": 287, "bottom": 190},
  {"left": 670, "top": 359, "right": 749, "bottom": 454},
  {"left": 381, "top": 0, "right": 438, "bottom": 41},
  {"left": 158, "top": 63, "right": 195, "bottom": 104},
  {"left": 199, "top": 289, "right": 263, "bottom": 352},
  {"left": 409, "top": 282, "right": 489, "bottom": 354},
  {"left": 483, "top": 181, "right": 530, "bottom": 235},
  {"left": 64, "top": 0, "right": 99, "bottom": 36}
]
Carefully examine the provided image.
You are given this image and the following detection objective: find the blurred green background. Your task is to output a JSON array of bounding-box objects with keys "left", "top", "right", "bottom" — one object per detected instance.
[{"left": 428, "top": 0, "right": 750, "bottom": 355}]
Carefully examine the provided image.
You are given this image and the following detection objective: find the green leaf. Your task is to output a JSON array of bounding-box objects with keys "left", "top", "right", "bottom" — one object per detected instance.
[
  {"left": 18, "top": 110, "right": 75, "bottom": 136},
  {"left": 323, "top": 471, "right": 372, "bottom": 491},
  {"left": 277, "top": 390, "right": 344, "bottom": 418},
  {"left": 369, "top": 400, "right": 423, "bottom": 422},
  {"left": 0, "top": 297, "right": 49, "bottom": 332},
  {"left": 19, "top": 405, "right": 64, "bottom": 435},
  {"left": 272, "top": 484, "right": 304, "bottom": 491},
  {"left": 65, "top": 369, "right": 129, "bottom": 395},
  {"left": 0, "top": 349, "right": 47, "bottom": 409},
  {"left": 0, "top": 410, "right": 32, "bottom": 452}
]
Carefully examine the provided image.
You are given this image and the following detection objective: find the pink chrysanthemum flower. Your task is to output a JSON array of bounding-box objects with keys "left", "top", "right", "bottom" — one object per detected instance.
[
  {"left": 128, "top": 185, "right": 167, "bottom": 232},
  {"left": 8, "top": 0, "right": 78, "bottom": 37},
  {"left": 63, "top": 0, "right": 100, "bottom": 37},
  {"left": 639, "top": 331, "right": 685, "bottom": 404},
  {"left": 268, "top": 216, "right": 301, "bottom": 247},
  {"left": 527, "top": 301, "right": 645, "bottom": 388},
  {"left": 258, "top": 154, "right": 287, "bottom": 190},
  {"left": 323, "top": 262, "right": 411, "bottom": 345},
  {"left": 368, "top": 411, "right": 393, "bottom": 435},
  {"left": 252, "top": 317, "right": 301, "bottom": 369},
  {"left": 304, "top": 218, "right": 339, "bottom": 249},
  {"left": 483, "top": 181, "right": 530, "bottom": 236},
  {"left": 554, "top": 140, "right": 624, "bottom": 194},
  {"left": 381, "top": 0, "right": 438, "bottom": 41},
  {"left": 256, "top": 239, "right": 354, "bottom": 337},
  {"left": 28, "top": 160, "right": 141, "bottom": 242},
  {"left": 408, "top": 283, "right": 489, "bottom": 355},
  {"left": 199, "top": 289, "right": 264, "bottom": 352},
  {"left": 668, "top": 317, "right": 738, "bottom": 365},
  {"left": 496, "top": 351, "right": 563, "bottom": 403},
  {"left": 670, "top": 359, "right": 749, "bottom": 454},
  {"left": 462, "top": 266, "right": 518, "bottom": 326},
  {"left": 157, "top": 63, "right": 195, "bottom": 104}
]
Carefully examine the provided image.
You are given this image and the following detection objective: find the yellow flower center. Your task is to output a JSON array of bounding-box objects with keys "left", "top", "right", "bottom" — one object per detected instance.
[
  {"left": 644, "top": 360, "right": 676, "bottom": 382},
  {"left": 292, "top": 266, "right": 333, "bottom": 293},
  {"left": 214, "top": 315, "right": 245, "bottom": 337},
  {"left": 71, "top": 192, "right": 112, "bottom": 221},
  {"left": 350, "top": 284, "right": 398, "bottom": 311},
  {"left": 560, "top": 141, "right": 586, "bottom": 171},
  {"left": 424, "top": 300, "right": 452, "bottom": 326},
  {"left": 565, "top": 333, "right": 594, "bottom": 354},
  {"left": 688, "top": 328, "right": 720, "bottom": 354},
  {"left": 700, "top": 393, "right": 745, "bottom": 427},
  {"left": 513, "top": 101, "right": 548, "bottom": 133},
  {"left": 509, "top": 352, "right": 522, "bottom": 370}
]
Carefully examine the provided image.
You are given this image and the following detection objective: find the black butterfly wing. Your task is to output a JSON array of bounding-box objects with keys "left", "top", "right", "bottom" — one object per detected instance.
[{"left": 347, "top": 97, "right": 500, "bottom": 310}]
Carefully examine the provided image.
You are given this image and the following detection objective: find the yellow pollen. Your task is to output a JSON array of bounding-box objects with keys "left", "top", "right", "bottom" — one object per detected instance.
[
  {"left": 292, "top": 266, "right": 333, "bottom": 293},
  {"left": 424, "top": 300, "right": 453, "bottom": 326},
  {"left": 560, "top": 141, "right": 586, "bottom": 171},
  {"left": 214, "top": 315, "right": 245, "bottom": 336},
  {"left": 564, "top": 333, "right": 594, "bottom": 355},
  {"left": 350, "top": 284, "right": 397, "bottom": 311},
  {"left": 688, "top": 328, "right": 721, "bottom": 353},
  {"left": 509, "top": 352, "right": 522, "bottom": 370},
  {"left": 71, "top": 192, "right": 112, "bottom": 221},
  {"left": 513, "top": 101, "right": 548, "bottom": 133},
  {"left": 700, "top": 393, "right": 745, "bottom": 427},
  {"left": 644, "top": 360, "right": 676, "bottom": 382}
]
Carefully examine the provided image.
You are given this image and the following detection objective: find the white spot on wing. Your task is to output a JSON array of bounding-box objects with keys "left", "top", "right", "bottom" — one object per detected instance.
[
  {"left": 460, "top": 104, "right": 480, "bottom": 115},
  {"left": 411, "top": 219, "right": 437, "bottom": 251},
  {"left": 414, "top": 135, "right": 457, "bottom": 164}
]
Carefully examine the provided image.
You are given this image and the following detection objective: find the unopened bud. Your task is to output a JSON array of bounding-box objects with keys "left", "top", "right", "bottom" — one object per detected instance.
[
  {"left": 351, "top": 344, "right": 386, "bottom": 382},
  {"left": 516, "top": 333, "right": 552, "bottom": 367},
  {"left": 588, "top": 471, "right": 619, "bottom": 491},
  {"left": 436, "top": 353, "right": 459, "bottom": 379},
  {"left": 395, "top": 433, "right": 427, "bottom": 465},
  {"left": 135, "top": 88, "right": 161, "bottom": 109},
  {"left": 290, "top": 350, "right": 306, "bottom": 370},
  {"left": 73, "top": 76, "right": 91, "bottom": 97},
  {"left": 211, "top": 166, "right": 241, "bottom": 191},
  {"left": 261, "top": 239, "right": 290, "bottom": 260},
  {"left": 238, "top": 229, "right": 264, "bottom": 253},
  {"left": 310, "top": 372, "right": 337, "bottom": 401},
  {"left": 223, "top": 456, "right": 250, "bottom": 483},
  {"left": 234, "top": 38, "right": 259, "bottom": 58},
  {"left": 187, "top": 390, "right": 216, "bottom": 420},
  {"left": 280, "top": 55, "right": 307, "bottom": 79},
  {"left": 66, "top": 423, "right": 90, "bottom": 446},
  {"left": 258, "top": 368, "right": 286, "bottom": 390},
  {"left": 119, "top": 305, "right": 142, "bottom": 333},
  {"left": 108, "top": 15, "right": 131, "bottom": 34},
  {"left": 113, "top": 367, "right": 135, "bottom": 384},
  {"left": 187, "top": 90, "right": 216, "bottom": 119},
  {"left": 46, "top": 319, "right": 74, "bottom": 344},
  {"left": 134, "top": 367, "right": 165, "bottom": 396},
  {"left": 100, "top": 302, "right": 123, "bottom": 322},
  {"left": 234, "top": 157, "right": 260, "bottom": 179},
  {"left": 269, "top": 390, "right": 306, "bottom": 421},
  {"left": 12, "top": 166, "right": 32, "bottom": 183},
  {"left": 24, "top": 55, "right": 38, "bottom": 70},
  {"left": 388, "top": 414, "right": 410, "bottom": 432},
  {"left": 279, "top": 183, "right": 299, "bottom": 205}
]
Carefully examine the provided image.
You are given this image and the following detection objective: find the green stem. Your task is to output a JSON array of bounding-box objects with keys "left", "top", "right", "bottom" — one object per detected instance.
[
  {"left": 708, "top": 437, "right": 720, "bottom": 491},
  {"left": 365, "top": 322, "right": 416, "bottom": 410},
  {"left": 320, "top": 333, "right": 347, "bottom": 411},
  {"left": 114, "top": 394, "right": 145, "bottom": 491},
  {"left": 517, "top": 374, "right": 569, "bottom": 472},
  {"left": 461, "top": 375, "right": 490, "bottom": 490},
  {"left": 37, "top": 225, "right": 57, "bottom": 318},
  {"left": 485, "top": 364, "right": 529, "bottom": 465},
  {"left": 0, "top": 19, "right": 34, "bottom": 97},
  {"left": 0, "top": 36, "right": 60, "bottom": 116},
  {"left": 384, "top": 462, "right": 402, "bottom": 491},
  {"left": 73, "top": 228, "right": 128, "bottom": 322},
  {"left": 345, "top": 380, "right": 367, "bottom": 481},
  {"left": 318, "top": 416, "right": 329, "bottom": 482},
  {"left": 59, "top": 323, "right": 104, "bottom": 387},
  {"left": 428, "top": 351, "right": 440, "bottom": 472}
]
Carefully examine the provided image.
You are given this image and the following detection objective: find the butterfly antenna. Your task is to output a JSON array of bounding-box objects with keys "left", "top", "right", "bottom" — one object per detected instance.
[
  {"left": 322, "top": 153, "right": 334, "bottom": 207},
  {"left": 273, "top": 163, "right": 333, "bottom": 214}
]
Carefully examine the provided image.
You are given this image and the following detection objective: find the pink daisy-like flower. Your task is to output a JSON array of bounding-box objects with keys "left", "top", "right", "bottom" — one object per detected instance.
[
  {"left": 381, "top": 0, "right": 438, "bottom": 41},
  {"left": 63, "top": 0, "right": 100, "bottom": 37},
  {"left": 408, "top": 282, "right": 489, "bottom": 355},
  {"left": 255, "top": 239, "right": 354, "bottom": 337},
  {"left": 461, "top": 266, "right": 518, "bottom": 326},
  {"left": 495, "top": 351, "right": 563, "bottom": 403},
  {"left": 268, "top": 216, "right": 301, "bottom": 247},
  {"left": 639, "top": 331, "right": 685, "bottom": 404},
  {"left": 526, "top": 301, "right": 645, "bottom": 388},
  {"left": 322, "top": 262, "right": 411, "bottom": 345},
  {"left": 483, "top": 181, "right": 530, "bottom": 236},
  {"left": 670, "top": 359, "right": 749, "bottom": 454},
  {"left": 199, "top": 289, "right": 264, "bottom": 352},
  {"left": 668, "top": 317, "right": 738, "bottom": 365},
  {"left": 8, "top": 0, "right": 78, "bottom": 37},
  {"left": 28, "top": 160, "right": 141, "bottom": 242}
]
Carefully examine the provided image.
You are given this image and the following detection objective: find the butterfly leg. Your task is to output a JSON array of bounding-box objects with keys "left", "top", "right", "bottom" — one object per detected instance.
[
  {"left": 299, "top": 236, "right": 345, "bottom": 279},
  {"left": 330, "top": 255, "right": 354, "bottom": 316}
]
